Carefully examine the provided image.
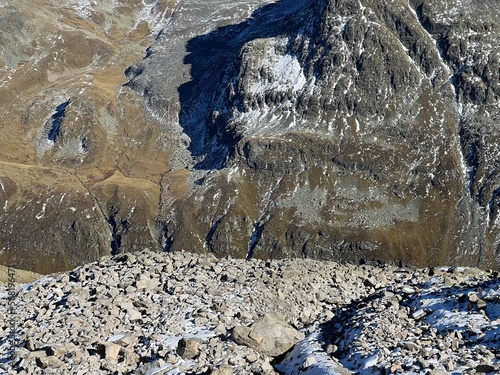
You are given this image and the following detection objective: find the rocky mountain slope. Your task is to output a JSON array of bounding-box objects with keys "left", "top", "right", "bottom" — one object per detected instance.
[
  {"left": 1, "top": 251, "right": 499, "bottom": 374},
  {"left": 127, "top": 0, "right": 500, "bottom": 268},
  {"left": 1, "top": 0, "right": 500, "bottom": 272},
  {"left": 0, "top": 0, "right": 174, "bottom": 273}
]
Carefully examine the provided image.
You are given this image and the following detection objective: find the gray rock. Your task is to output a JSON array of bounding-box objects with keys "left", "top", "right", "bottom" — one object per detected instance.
[
  {"left": 119, "top": 301, "right": 142, "bottom": 321},
  {"left": 36, "top": 355, "right": 64, "bottom": 369},
  {"left": 211, "top": 365, "right": 233, "bottom": 375},
  {"left": 100, "top": 342, "right": 121, "bottom": 361},
  {"left": 475, "top": 364, "right": 496, "bottom": 373},
  {"left": 176, "top": 338, "right": 200, "bottom": 359},
  {"left": 134, "top": 359, "right": 169, "bottom": 375},
  {"left": 426, "top": 370, "right": 448, "bottom": 375},
  {"left": 233, "top": 312, "right": 304, "bottom": 357},
  {"left": 411, "top": 309, "right": 427, "bottom": 320}
]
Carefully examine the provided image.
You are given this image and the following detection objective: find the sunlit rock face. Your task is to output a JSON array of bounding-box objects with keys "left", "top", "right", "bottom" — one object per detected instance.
[{"left": 2, "top": 0, "right": 500, "bottom": 272}]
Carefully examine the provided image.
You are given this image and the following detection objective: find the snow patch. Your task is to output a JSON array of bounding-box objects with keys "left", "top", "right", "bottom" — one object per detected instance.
[
  {"left": 278, "top": 331, "right": 350, "bottom": 374},
  {"left": 35, "top": 203, "right": 47, "bottom": 220},
  {"left": 248, "top": 47, "right": 307, "bottom": 96},
  {"left": 65, "top": 0, "right": 94, "bottom": 19}
]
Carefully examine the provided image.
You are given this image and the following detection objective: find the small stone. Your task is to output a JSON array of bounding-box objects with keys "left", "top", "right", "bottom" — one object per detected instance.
[
  {"left": 415, "top": 358, "right": 430, "bottom": 369},
  {"left": 476, "top": 299, "right": 487, "bottom": 309},
  {"left": 246, "top": 353, "right": 258, "bottom": 363},
  {"left": 166, "top": 354, "right": 177, "bottom": 364},
  {"left": 475, "top": 364, "right": 495, "bottom": 373},
  {"left": 107, "top": 333, "right": 137, "bottom": 347},
  {"left": 411, "top": 309, "right": 426, "bottom": 320},
  {"left": 212, "top": 365, "right": 233, "bottom": 375},
  {"left": 427, "top": 370, "right": 448, "bottom": 375},
  {"left": 402, "top": 287, "right": 416, "bottom": 294},
  {"left": 261, "top": 361, "right": 274, "bottom": 373},
  {"left": 326, "top": 344, "right": 337, "bottom": 354},
  {"left": 101, "top": 342, "right": 121, "bottom": 360},
  {"left": 100, "top": 359, "right": 118, "bottom": 372},
  {"left": 443, "top": 359, "right": 455, "bottom": 372},
  {"left": 215, "top": 323, "right": 227, "bottom": 335},
  {"left": 364, "top": 278, "right": 376, "bottom": 288},
  {"left": 121, "top": 348, "right": 139, "bottom": 368},
  {"left": 378, "top": 273, "right": 388, "bottom": 285},
  {"left": 134, "top": 359, "right": 167, "bottom": 375},
  {"left": 119, "top": 301, "right": 142, "bottom": 321},
  {"left": 36, "top": 355, "right": 64, "bottom": 369},
  {"left": 401, "top": 341, "right": 420, "bottom": 352},
  {"left": 390, "top": 364, "right": 402, "bottom": 372},
  {"left": 176, "top": 338, "right": 199, "bottom": 359},
  {"left": 468, "top": 293, "right": 478, "bottom": 302},
  {"left": 301, "top": 356, "right": 317, "bottom": 369},
  {"left": 316, "top": 291, "right": 328, "bottom": 302},
  {"left": 237, "top": 311, "right": 253, "bottom": 321}
]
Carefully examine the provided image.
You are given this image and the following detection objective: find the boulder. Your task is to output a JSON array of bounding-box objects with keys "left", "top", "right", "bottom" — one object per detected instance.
[
  {"left": 232, "top": 312, "right": 304, "bottom": 357},
  {"left": 176, "top": 338, "right": 200, "bottom": 359}
]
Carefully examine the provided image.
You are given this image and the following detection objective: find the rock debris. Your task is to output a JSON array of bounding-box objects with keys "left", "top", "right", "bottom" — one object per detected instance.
[{"left": 1, "top": 250, "right": 499, "bottom": 374}]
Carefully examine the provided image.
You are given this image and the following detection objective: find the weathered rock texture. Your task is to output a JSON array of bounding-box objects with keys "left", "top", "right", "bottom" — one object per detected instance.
[
  {"left": 233, "top": 312, "right": 304, "bottom": 356},
  {"left": 2, "top": 0, "right": 500, "bottom": 272}
]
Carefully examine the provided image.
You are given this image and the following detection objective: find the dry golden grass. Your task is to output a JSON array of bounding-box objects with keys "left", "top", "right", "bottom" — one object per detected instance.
[{"left": 0, "top": 265, "right": 42, "bottom": 285}]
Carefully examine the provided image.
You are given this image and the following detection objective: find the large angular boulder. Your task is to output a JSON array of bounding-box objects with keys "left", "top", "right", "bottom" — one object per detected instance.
[{"left": 232, "top": 312, "right": 304, "bottom": 357}]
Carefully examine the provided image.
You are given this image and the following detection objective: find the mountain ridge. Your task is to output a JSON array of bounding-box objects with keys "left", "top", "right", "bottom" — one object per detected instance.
[{"left": 1, "top": 0, "right": 500, "bottom": 272}]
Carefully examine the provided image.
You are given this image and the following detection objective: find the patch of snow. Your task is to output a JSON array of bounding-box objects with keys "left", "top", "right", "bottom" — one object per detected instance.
[
  {"left": 279, "top": 331, "right": 352, "bottom": 374},
  {"left": 35, "top": 203, "right": 47, "bottom": 220},
  {"left": 0, "top": 68, "right": 16, "bottom": 88},
  {"left": 409, "top": 276, "right": 500, "bottom": 348},
  {"left": 0, "top": 292, "right": 9, "bottom": 299},
  {"left": 107, "top": 333, "right": 127, "bottom": 342},
  {"left": 249, "top": 52, "right": 306, "bottom": 95},
  {"left": 65, "top": 0, "right": 94, "bottom": 19},
  {"left": 226, "top": 165, "right": 239, "bottom": 183}
]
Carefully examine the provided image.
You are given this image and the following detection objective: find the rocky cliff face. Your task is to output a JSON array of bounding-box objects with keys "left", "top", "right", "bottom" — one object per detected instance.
[
  {"left": 127, "top": 0, "right": 500, "bottom": 268},
  {"left": 2, "top": 0, "right": 500, "bottom": 272}
]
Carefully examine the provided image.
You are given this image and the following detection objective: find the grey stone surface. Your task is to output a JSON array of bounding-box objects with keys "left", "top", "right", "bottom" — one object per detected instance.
[{"left": 233, "top": 312, "right": 304, "bottom": 356}]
